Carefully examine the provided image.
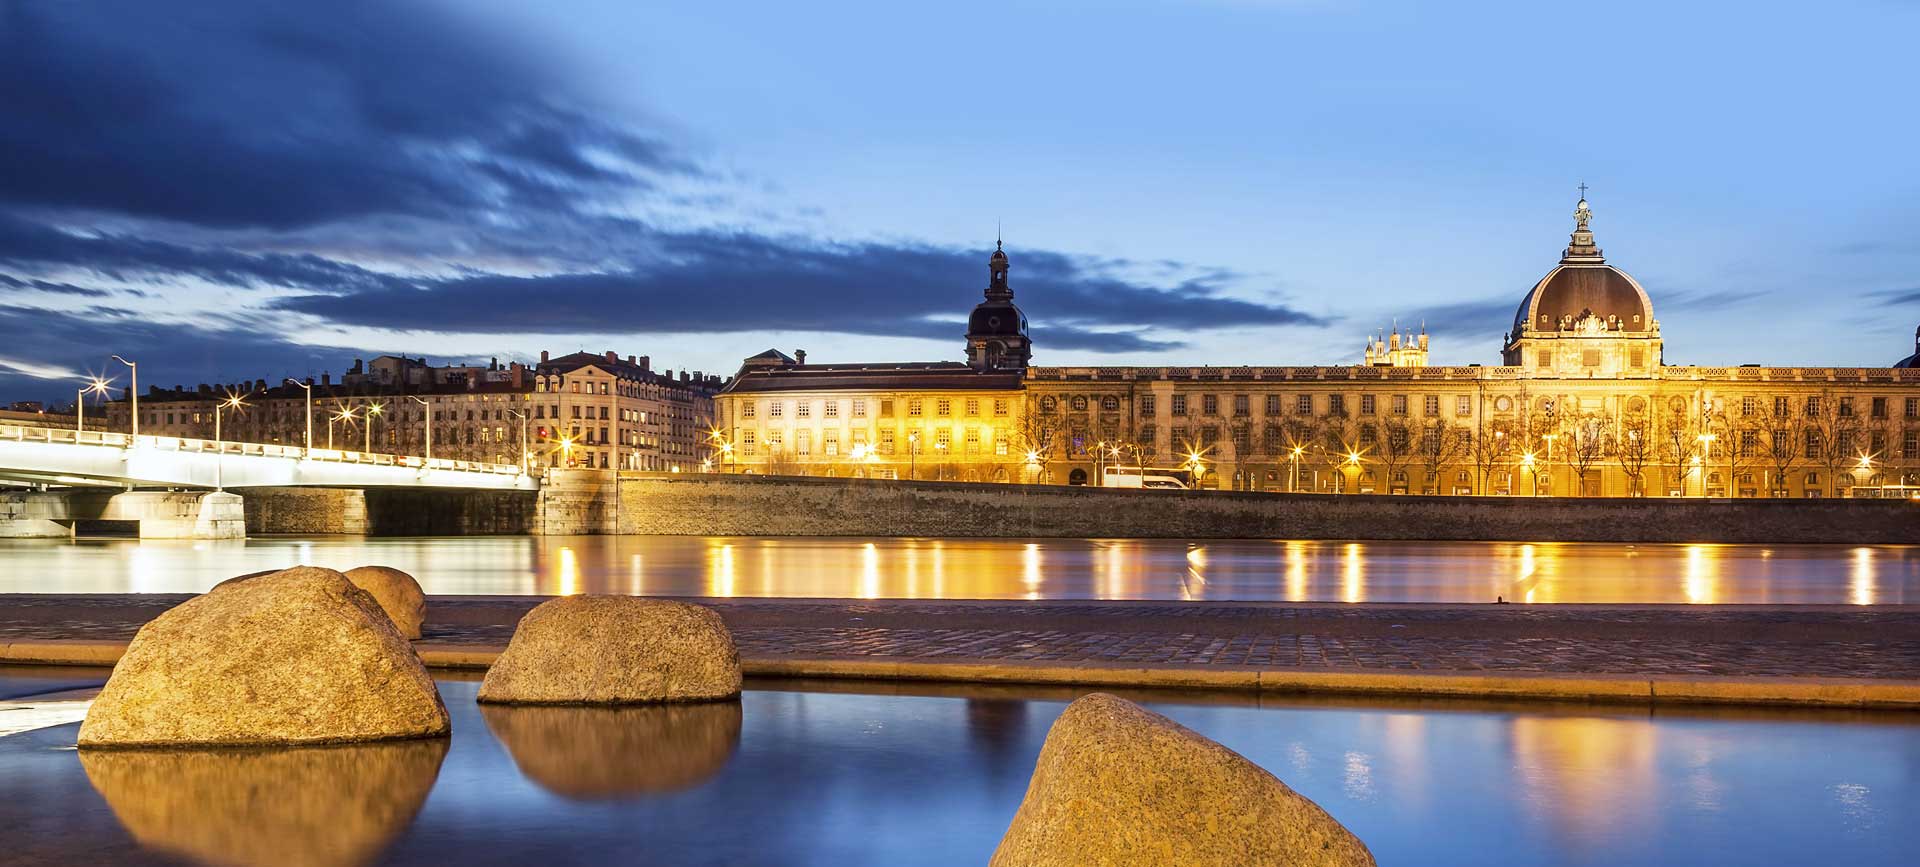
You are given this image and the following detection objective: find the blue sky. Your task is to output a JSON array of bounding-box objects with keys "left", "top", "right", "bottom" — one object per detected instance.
[{"left": 2, "top": 0, "right": 1917, "bottom": 403}]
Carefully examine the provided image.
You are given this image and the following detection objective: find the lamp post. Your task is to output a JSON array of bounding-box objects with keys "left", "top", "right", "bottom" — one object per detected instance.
[
  {"left": 213, "top": 394, "right": 245, "bottom": 490},
  {"left": 75, "top": 378, "right": 110, "bottom": 434},
  {"left": 109, "top": 355, "right": 137, "bottom": 438},
  {"left": 1696, "top": 434, "right": 1716, "bottom": 497},
  {"left": 908, "top": 432, "right": 919, "bottom": 480},
  {"left": 1289, "top": 445, "right": 1305, "bottom": 493},
  {"left": 410, "top": 396, "right": 432, "bottom": 461},
  {"left": 285, "top": 379, "right": 312, "bottom": 455},
  {"left": 363, "top": 402, "right": 383, "bottom": 453},
  {"left": 1344, "top": 450, "right": 1363, "bottom": 495},
  {"left": 1521, "top": 451, "right": 1538, "bottom": 497},
  {"left": 506, "top": 409, "right": 530, "bottom": 473},
  {"left": 934, "top": 439, "right": 948, "bottom": 480},
  {"left": 1541, "top": 433, "right": 1556, "bottom": 496},
  {"left": 328, "top": 406, "right": 357, "bottom": 451}
]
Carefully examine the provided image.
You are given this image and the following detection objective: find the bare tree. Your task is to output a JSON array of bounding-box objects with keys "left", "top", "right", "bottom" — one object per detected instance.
[
  {"left": 1416, "top": 418, "right": 1469, "bottom": 494},
  {"left": 1014, "top": 402, "right": 1065, "bottom": 483},
  {"left": 1614, "top": 413, "right": 1656, "bottom": 496},
  {"left": 1374, "top": 415, "right": 1418, "bottom": 493},
  {"left": 1564, "top": 411, "right": 1612, "bottom": 496},
  {"left": 1804, "top": 390, "right": 1864, "bottom": 497},
  {"left": 1469, "top": 420, "right": 1516, "bottom": 495}
]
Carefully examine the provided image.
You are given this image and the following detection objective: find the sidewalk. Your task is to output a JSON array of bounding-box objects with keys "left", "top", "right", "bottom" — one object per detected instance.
[{"left": 4, "top": 594, "right": 1919, "bottom": 708}]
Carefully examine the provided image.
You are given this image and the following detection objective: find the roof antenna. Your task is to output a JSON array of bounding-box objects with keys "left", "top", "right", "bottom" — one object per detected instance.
[{"left": 996, "top": 219, "right": 1002, "bottom": 251}]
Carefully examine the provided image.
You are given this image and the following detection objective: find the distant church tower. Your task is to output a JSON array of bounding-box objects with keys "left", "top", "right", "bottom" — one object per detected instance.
[{"left": 965, "top": 240, "right": 1032, "bottom": 371}]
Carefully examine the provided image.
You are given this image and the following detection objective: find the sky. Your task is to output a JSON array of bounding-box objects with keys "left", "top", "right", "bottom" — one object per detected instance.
[{"left": 2, "top": 0, "right": 1918, "bottom": 404}]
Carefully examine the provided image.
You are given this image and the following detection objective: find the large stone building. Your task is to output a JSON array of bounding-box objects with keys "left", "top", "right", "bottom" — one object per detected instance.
[
  {"left": 719, "top": 198, "right": 1920, "bottom": 498},
  {"left": 105, "top": 352, "right": 725, "bottom": 471}
]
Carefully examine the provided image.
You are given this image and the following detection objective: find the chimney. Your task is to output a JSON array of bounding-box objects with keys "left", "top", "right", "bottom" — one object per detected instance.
[
  {"left": 540, "top": 350, "right": 550, "bottom": 363},
  {"left": 627, "top": 355, "right": 636, "bottom": 364},
  {"left": 490, "top": 356, "right": 499, "bottom": 370},
  {"left": 639, "top": 355, "right": 650, "bottom": 372},
  {"left": 680, "top": 371, "right": 690, "bottom": 382},
  {"left": 321, "top": 372, "right": 331, "bottom": 385},
  {"left": 795, "top": 349, "right": 807, "bottom": 366}
]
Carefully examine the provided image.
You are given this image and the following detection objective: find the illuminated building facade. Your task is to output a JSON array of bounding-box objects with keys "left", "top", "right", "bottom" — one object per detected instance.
[{"left": 724, "top": 199, "right": 1920, "bottom": 497}]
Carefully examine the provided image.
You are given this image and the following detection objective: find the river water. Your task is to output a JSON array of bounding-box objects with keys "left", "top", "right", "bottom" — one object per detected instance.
[
  {"left": 3, "top": 536, "right": 1917, "bottom": 603},
  {"left": 1, "top": 673, "right": 1915, "bottom": 867}
]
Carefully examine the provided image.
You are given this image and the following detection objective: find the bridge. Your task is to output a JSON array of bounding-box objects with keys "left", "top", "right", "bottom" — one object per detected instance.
[{"left": 0, "top": 424, "right": 539, "bottom": 539}]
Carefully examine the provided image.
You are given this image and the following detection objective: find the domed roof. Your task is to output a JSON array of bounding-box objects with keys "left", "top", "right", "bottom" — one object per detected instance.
[
  {"left": 1896, "top": 327, "right": 1920, "bottom": 368},
  {"left": 1511, "top": 196, "right": 1655, "bottom": 337},
  {"left": 1512, "top": 264, "right": 1654, "bottom": 335},
  {"left": 968, "top": 301, "right": 1026, "bottom": 336}
]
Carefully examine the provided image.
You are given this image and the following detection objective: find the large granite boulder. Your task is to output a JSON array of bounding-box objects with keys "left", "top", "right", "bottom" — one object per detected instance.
[
  {"left": 477, "top": 596, "right": 741, "bottom": 704},
  {"left": 81, "top": 738, "right": 447, "bottom": 867},
  {"left": 79, "top": 566, "right": 450, "bottom": 747},
  {"left": 991, "top": 693, "right": 1375, "bottom": 867},
  {"left": 481, "top": 701, "right": 742, "bottom": 798},
  {"left": 342, "top": 565, "right": 427, "bottom": 640}
]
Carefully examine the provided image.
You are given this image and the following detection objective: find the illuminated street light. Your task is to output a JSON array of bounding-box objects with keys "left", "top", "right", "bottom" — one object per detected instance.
[
  {"left": 363, "top": 402, "right": 384, "bottom": 453},
  {"left": 327, "top": 406, "right": 358, "bottom": 451},
  {"left": 1289, "top": 445, "right": 1305, "bottom": 493},
  {"left": 75, "top": 377, "right": 111, "bottom": 434},
  {"left": 213, "top": 393, "right": 245, "bottom": 490},
  {"left": 284, "top": 379, "right": 313, "bottom": 455},
  {"left": 410, "top": 396, "right": 433, "bottom": 461}
]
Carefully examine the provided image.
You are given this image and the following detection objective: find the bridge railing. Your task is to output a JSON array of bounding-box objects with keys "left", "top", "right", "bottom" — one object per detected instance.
[{"left": 0, "top": 424, "right": 529, "bottom": 477}]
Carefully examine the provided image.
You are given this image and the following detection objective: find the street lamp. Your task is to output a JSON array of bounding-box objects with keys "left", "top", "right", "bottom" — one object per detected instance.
[
  {"left": 213, "top": 393, "right": 245, "bottom": 490},
  {"left": 409, "top": 396, "right": 432, "bottom": 461},
  {"left": 1344, "top": 450, "right": 1363, "bottom": 495},
  {"left": 285, "top": 379, "right": 313, "bottom": 455},
  {"left": 1521, "top": 451, "right": 1538, "bottom": 497},
  {"left": 109, "top": 355, "right": 137, "bottom": 438},
  {"left": 506, "top": 409, "right": 530, "bottom": 474},
  {"left": 1696, "top": 433, "right": 1716, "bottom": 496},
  {"left": 1289, "top": 445, "right": 1305, "bottom": 493},
  {"left": 75, "top": 377, "right": 111, "bottom": 434},
  {"left": 1541, "top": 433, "right": 1556, "bottom": 496},
  {"left": 363, "top": 402, "right": 384, "bottom": 453},
  {"left": 908, "top": 431, "right": 920, "bottom": 480},
  {"left": 328, "top": 406, "right": 358, "bottom": 451}
]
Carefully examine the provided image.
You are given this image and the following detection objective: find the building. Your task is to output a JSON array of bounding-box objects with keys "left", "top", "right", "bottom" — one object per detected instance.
[
  {"left": 714, "top": 243, "right": 1031, "bottom": 480},
  {"left": 723, "top": 198, "right": 1920, "bottom": 498},
  {"left": 104, "top": 352, "right": 726, "bottom": 471}
]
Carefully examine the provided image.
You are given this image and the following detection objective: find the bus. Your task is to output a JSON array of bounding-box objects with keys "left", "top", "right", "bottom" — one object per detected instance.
[{"left": 1102, "top": 466, "right": 1193, "bottom": 490}]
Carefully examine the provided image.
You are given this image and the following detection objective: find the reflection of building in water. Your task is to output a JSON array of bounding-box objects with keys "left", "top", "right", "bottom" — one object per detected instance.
[
  {"left": 719, "top": 197, "right": 1920, "bottom": 497},
  {"left": 480, "top": 702, "right": 742, "bottom": 799},
  {"left": 1509, "top": 715, "right": 1660, "bottom": 847},
  {"left": 80, "top": 738, "right": 448, "bottom": 867},
  {"left": 965, "top": 698, "right": 1032, "bottom": 781}
]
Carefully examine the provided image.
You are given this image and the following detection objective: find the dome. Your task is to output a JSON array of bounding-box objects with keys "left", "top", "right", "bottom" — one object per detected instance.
[
  {"left": 968, "top": 301, "right": 1026, "bottom": 336},
  {"left": 1512, "top": 263, "right": 1654, "bottom": 336}
]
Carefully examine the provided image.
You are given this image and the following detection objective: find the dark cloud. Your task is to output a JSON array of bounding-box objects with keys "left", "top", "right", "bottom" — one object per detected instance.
[
  {"left": 1872, "top": 287, "right": 1920, "bottom": 306},
  {"left": 272, "top": 230, "right": 1325, "bottom": 348},
  {"left": 0, "top": 0, "right": 679, "bottom": 231},
  {"left": 1400, "top": 298, "right": 1517, "bottom": 338},
  {"left": 0, "top": 214, "right": 407, "bottom": 293}
]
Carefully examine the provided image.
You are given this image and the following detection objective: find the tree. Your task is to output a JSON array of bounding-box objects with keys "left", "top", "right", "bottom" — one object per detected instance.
[
  {"left": 1415, "top": 418, "right": 1469, "bottom": 494},
  {"left": 1469, "top": 421, "right": 1516, "bottom": 495},
  {"left": 1614, "top": 413, "right": 1656, "bottom": 496},
  {"left": 1374, "top": 415, "right": 1418, "bottom": 493},
  {"left": 1014, "top": 402, "right": 1065, "bottom": 483},
  {"left": 1804, "top": 390, "right": 1864, "bottom": 497},
  {"left": 1317, "top": 414, "right": 1367, "bottom": 493},
  {"left": 1564, "top": 411, "right": 1612, "bottom": 496}
]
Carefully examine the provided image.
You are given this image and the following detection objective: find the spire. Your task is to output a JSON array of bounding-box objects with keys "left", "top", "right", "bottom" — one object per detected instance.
[
  {"left": 1562, "top": 186, "right": 1604, "bottom": 263},
  {"left": 987, "top": 236, "right": 1011, "bottom": 299}
]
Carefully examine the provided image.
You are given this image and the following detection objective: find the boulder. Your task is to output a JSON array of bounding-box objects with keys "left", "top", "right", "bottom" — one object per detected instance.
[
  {"left": 342, "top": 565, "right": 427, "bottom": 640},
  {"left": 79, "top": 566, "right": 450, "bottom": 747},
  {"left": 477, "top": 596, "right": 741, "bottom": 704},
  {"left": 991, "top": 693, "right": 1375, "bottom": 867},
  {"left": 481, "top": 701, "right": 741, "bottom": 798},
  {"left": 81, "top": 738, "right": 447, "bottom": 867}
]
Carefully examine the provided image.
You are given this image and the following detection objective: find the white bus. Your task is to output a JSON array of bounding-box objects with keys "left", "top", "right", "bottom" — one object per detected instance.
[{"left": 1102, "top": 466, "right": 1192, "bottom": 490}]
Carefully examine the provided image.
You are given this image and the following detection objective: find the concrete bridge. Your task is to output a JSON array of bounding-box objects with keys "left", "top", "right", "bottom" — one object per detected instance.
[{"left": 0, "top": 424, "right": 538, "bottom": 539}]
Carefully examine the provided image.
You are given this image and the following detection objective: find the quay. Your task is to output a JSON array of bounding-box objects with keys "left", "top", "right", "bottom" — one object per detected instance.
[{"left": 6, "top": 594, "right": 1918, "bottom": 709}]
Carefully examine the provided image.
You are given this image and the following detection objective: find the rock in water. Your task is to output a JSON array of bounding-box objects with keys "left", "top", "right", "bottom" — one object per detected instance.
[
  {"left": 481, "top": 701, "right": 742, "bottom": 798},
  {"left": 991, "top": 693, "right": 1375, "bottom": 867},
  {"left": 342, "top": 565, "right": 427, "bottom": 640},
  {"left": 477, "top": 596, "right": 741, "bottom": 704},
  {"left": 81, "top": 738, "right": 447, "bottom": 867},
  {"left": 79, "top": 566, "right": 450, "bottom": 747}
]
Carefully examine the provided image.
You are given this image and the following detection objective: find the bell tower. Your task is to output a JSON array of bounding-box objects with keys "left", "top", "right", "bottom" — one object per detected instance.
[{"left": 965, "top": 239, "right": 1032, "bottom": 371}]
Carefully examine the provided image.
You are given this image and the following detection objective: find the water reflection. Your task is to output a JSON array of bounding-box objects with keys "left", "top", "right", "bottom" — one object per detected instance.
[
  {"left": 80, "top": 738, "right": 447, "bottom": 867},
  {"left": 6, "top": 536, "right": 1919, "bottom": 604},
  {"left": 480, "top": 702, "right": 741, "bottom": 799}
]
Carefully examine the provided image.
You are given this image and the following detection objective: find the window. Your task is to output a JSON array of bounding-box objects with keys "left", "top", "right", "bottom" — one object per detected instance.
[
  {"left": 937, "top": 398, "right": 952, "bottom": 416},
  {"left": 765, "top": 430, "right": 783, "bottom": 452},
  {"left": 1392, "top": 395, "right": 1409, "bottom": 415},
  {"left": 1804, "top": 396, "right": 1820, "bottom": 418},
  {"left": 1202, "top": 394, "right": 1218, "bottom": 415},
  {"left": 1141, "top": 395, "right": 1157, "bottom": 416},
  {"left": 1296, "top": 394, "right": 1313, "bottom": 414},
  {"left": 1456, "top": 395, "right": 1472, "bottom": 416},
  {"left": 796, "top": 401, "right": 811, "bottom": 418},
  {"left": 1360, "top": 395, "right": 1375, "bottom": 415},
  {"left": 1537, "top": 350, "right": 1553, "bottom": 369},
  {"left": 852, "top": 399, "right": 866, "bottom": 417},
  {"left": 769, "top": 401, "right": 784, "bottom": 418},
  {"left": 1772, "top": 396, "right": 1789, "bottom": 418},
  {"left": 1805, "top": 431, "right": 1821, "bottom": 459},
  {"left": 1328, "top": 394, "right": 1346, "bottom": 416},
  {"left": 964, "top": 427, "right": 981, "bottom": 454},
  {"left": 1139, "top": 426, "right": 1156, "bottom": 448},
  {"left": 1581, "top": 349, "right": 1600, "bottom": 367},
  {"left": 742, "top": 402, "right": 755, "bottom": 419},
  {"left": 881, "top": 398, "right": 895, "bottom": 417},
  {"left": 1629, "top": 347, "right": 1645, "bottom": 368},
  {"left": 908, "top": 399, "right": 923, "bottom": 416},
  {"left": 1070, "top": 395, "right": 1087, "bottom": 412},
  {"left": 1905, "top": 430, "right": 1918, "bottom": 460},
  {"left": 599, "top": 407, "right": 609, "bottom": 420},
  {"left": 1839, "top": 397, "right": 1855, "bottom": 418},
  {"left": 1171, "top": 395, "right": 1187, "bottom": 415},
  {"left": 994, "top": 429, "right": 1009, "bottom": 455},
  {"left": 1740, "top": 430, "right": 1758, "bottom": 458},
  {"left": 935, "top": 429, "right": 951, "bottom": 450},
  {"left": 879, "top": 429, "right": 895, "bottom": 455},
  {"left": 1101, "top": 395, "right": 1120, "bottom": 412},
  {"left": 965, "top": 398, "right": 980, "bottom": 416},
  {"left": 1424, "top": 395, "right": 1440, "bottom": 415},
  {"left": 823, "top": 431, "right": 839, "bottom": 456},
  {"left": 993, "top": 398, "right": 1009, "bottom": 416},
  {"left": 796, "top": 431, "right": 811, "bottom": 455},
  {"left": 1872, "top": 397, "right": 1888, "bottom": 419},
  {"left": 1741, "top": 396, "right": 1756, "bottom": 417},
  {"left": 1265, "top": 394, "right": 1281, "bottom": 414},
  {"left": 823, "top": 401, "right": 838, "bottom": 418},
  {"left": 1233, "top": 394, "right": 1249, "bottom": 416}
]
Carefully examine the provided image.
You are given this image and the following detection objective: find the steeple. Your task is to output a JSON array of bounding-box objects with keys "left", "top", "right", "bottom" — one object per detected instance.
[
  {"left": 966, "top": 239, "right": 1031, "bottom": 371},
  {"left": 986, "top": 237, "right": 1012, "bottom": 300},
  {"left": 1562, "top": 185, "right": 1605, "bottom": 263}
]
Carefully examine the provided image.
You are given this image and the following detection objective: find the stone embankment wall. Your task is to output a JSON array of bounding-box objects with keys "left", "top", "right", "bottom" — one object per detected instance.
[
  {"left": 242, "top": 487, "right": 534, "bottom": 535},
  {"left": 616, "top": 474, "right": 1920, "bottom": 544}
]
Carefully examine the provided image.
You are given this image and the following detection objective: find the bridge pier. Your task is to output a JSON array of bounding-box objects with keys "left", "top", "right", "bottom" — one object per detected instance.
[{"left": 0, "top": 490, "right": 247, "bottom": 539}]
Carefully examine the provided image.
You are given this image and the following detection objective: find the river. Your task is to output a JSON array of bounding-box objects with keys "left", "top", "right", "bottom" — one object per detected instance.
[{"left": 4, "top": 536, "right": 1916, "bottom": 603}]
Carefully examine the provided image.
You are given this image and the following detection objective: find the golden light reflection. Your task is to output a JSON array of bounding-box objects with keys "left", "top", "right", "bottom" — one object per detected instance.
[
  {"left": 860, "top": 542, "right": 881, "bottom": 600},
  {"left": 1510, "top": 715, "right": 1660, "bottom": 847},
  {"left": 1284, "top": 541, "right": 1308, "bottom": 602},
  {"left": 1022, "top": 543, "right": 1042, "bottom": 600},
  {"left": 1184, "top": 545, "right": 1209, "bottom": 600},
  {"left": 1516, "top": 544, "right": 1538, "bottom": 605},
  {"left": 628, "top": 554, "right": 644, "bottom": 595},
  {"left": 1683, "top": 545, "right": 1720, "bottom": 605},
  {"left": 1100, "top": 541, "right": 1127, "bottom": 599},
  {"left": 1850, "top": 547, "right": 1876, "bottom": 606},
  {"left": 557, "top": 546, "right": 580, "bottom": 596},
  {"left": 706, "top": 542, "right": 736, "bottom": 598},
  {"left": 931, "top": 540, "right": 946, "bottom": 599},
  {"left": 1342, "top": 543, "right": 1365, "bottom": 603}
]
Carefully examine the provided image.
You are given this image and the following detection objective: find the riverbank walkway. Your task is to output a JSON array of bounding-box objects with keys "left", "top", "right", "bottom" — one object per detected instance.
[{"left": 4, "top": 594, "right": 1918, "bottom": 709}]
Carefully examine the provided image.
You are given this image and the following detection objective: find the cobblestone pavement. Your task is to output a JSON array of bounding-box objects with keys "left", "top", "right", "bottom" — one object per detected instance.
[{"left": 4, "top": 594, "right": 1919, "bottom": 680}]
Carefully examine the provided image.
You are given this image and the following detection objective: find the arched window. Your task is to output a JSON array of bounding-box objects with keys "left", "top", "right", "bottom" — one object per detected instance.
[
  {"left": 1071, "top": 395, "right": 1088, "bottom": 412},
  {"left": 1040, "top": 396, "right": 1058, "bottom": 412},
  {"left": 1101, "top": 395, "right": 1119, "bottom": 411}
]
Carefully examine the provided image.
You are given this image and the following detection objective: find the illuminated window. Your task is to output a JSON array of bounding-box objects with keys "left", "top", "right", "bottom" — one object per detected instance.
[
  {"left": 908, "top": 399, "right": 923, "bottom": 416},
  {"left": 880, "top": 429, "right": 896, "bottom": 454},
  {"left": 852, "top": 399, "right": 866, "bottom": 417},
  {"left": 769, "top": 401, "right": 783, "bottom": 418},
  {"left": 1202, "top": 394, "right": 1218, "bottom": 415},
  {"left": 797, "top": 401, "right": 811, "bottom": 418},
  {"left": 965, "top": 398, "right": 980, "bottom": 416},
  {"left": 937, "top": 398, "right": 952, "bottom": 416},
  {"left": 823, "top": 401, "right": 838, "bottom": 418},
  {"left": 1141, "top": 395, "right": 1157, "bottom": 416},
  {"left": 1296, "top": 394, "right": 1312, "bottom": 413},
  {"left": 1456, "top": 395, "right": 1472, "bottom": 416},
  {"left": 1424, "top": 395, "right": 1440, "bottom": 415},
  {"left": 1171, "top": 395, "right": 1187, "bottom": 415},
  {"left": 993, "top": 399, "right": 1009, "bottom": 416},
  {"left": 964, "top": 427, "right": 981, "bottom": 454}
]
